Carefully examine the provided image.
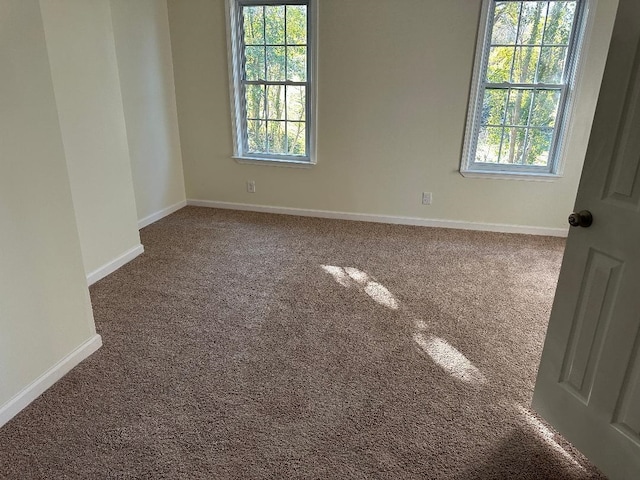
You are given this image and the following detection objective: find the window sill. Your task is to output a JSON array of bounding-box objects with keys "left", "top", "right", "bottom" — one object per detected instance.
[
  {"left": 459, "top": 169, "right": 562, "bottom": 182},
  {"left": 233, "top": 156, "right": 316, "bottom": 168}
]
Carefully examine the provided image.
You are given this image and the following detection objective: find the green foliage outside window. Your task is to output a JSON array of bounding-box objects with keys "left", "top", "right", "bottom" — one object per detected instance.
[
  {"left": 476, "top": 1, "right": 578, "bottom": 167},
  {"left": 242, "top": 5, "right": 308, "bottom": 156}
]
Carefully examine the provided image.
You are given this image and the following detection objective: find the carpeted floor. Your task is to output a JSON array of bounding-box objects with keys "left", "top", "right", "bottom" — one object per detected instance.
[{"left": 0, "top": 207, "right": 606, "bottom": 479}]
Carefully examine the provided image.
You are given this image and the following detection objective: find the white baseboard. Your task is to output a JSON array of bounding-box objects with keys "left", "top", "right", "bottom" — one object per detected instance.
[
  {"left": 138, "top": 199, "right": 187, "bottom": 229},
  {"left": 0, "top": 334, "right": 102, "bottom": 429},
  {"left": 86, "top": 244, "right": 144, "bottom": 286},
  {"left": 187, "top": 199, "right": 569, "bottom": 237}
]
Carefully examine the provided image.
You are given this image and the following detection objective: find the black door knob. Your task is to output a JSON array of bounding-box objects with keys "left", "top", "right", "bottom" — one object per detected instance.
[{"left": 568, "top": 210, "right": 593, "bottom": 228}]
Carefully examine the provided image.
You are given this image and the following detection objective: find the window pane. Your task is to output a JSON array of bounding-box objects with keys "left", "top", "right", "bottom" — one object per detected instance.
[
  {"left": 538, "top": 46, "right": 567, "bottom": 83},
  {"left": 481, "top": 88, "right": 508, "bottom": 126},
  {"left": 287, "top": 46, "right": 307, "bottom": 82},
  {"left": 530, "top": 89, "right": 561, "bottom": 127},
  {"left": 517, "top": 2, "right": 547, "bottom": 45},
  {"left": 491, "top": 2, "right": 519, "bottom": 45},
  {"left": 266, "top": 85, "right": 286, "bottom": 121},
  {"left": 512, "top": 46, "right": 540, "bottom": 83},
  {"left": 544, "top": 1, "right": 577, "bottom": 45},
  {"left": 487, "top": 46, "right": 514, "bottom": 83},
  {"left": 267, "top": 120, "right": 286, "bottom": 154},
  {"left": 247, "top": 120, "right": 266, "bottom": 152},
  {"left": 245, "top": 46, "right": 265, "bottom": 81},
  {"left": 499, "top": 127, "right": 527, "bottom": 164},
  {"left": 475, "top": 126, "right": 502, "bottom": 163},
  {"left": 286, "top": 5, "right": 307, "bottom": 45},
  {"left": 505, "top": 89, "right": 533, "bottom": 127},
  {"left": 287, "top": 121, "right": 306, "bottom": 155},
  {"left": 243, "top": 6, "right": 264, "bottom": 45},
  {"left": 465, "top": 0, "right": 583, "bottom": 174},
  {"left": 265, "top": 5, "right": 285, "bottom": 44},
  {"left": 524, "top": 128, "right": 553, "bottom": 166},
  {"left": 231, "top": 0, "right": 315, "bottom": 162},
  {"left": 286, "top": 85, "right": 306, "bottom": 121},
  {"left": 245, "top": 85, "right": 265, "bottom": 119},
  {"left": 266, "top": 46, "right": 285, "bottom": 81}
]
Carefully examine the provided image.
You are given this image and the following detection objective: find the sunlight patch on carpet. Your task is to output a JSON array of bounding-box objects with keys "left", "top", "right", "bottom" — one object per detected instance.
[
  {"left": 414, "top": 333, "right": 486, "bottom": 385},
  {"left": 516, "top": 405, "right": 585, "bottom": 470},
  {"left": 344, "top": 267, "right": 369, "bottom": 284},
  {"left": 363, "top": 282, "right": 398, "bottom": 310},
  {"left": 320, "top": 265, "right": 352, "bottom": 288},
  {"left": 414, "top": 319, "right": 428, "bottom": 330},
  {"left": 321, "top": 265, "right": 399, "bottom": 310}
]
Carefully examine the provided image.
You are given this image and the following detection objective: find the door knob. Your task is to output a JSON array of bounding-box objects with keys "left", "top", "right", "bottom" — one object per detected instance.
[{"left": 568, "top": 210, "right": 593, "bottom": 228}]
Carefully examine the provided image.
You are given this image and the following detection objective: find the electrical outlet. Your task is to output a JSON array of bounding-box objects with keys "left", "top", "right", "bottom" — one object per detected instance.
[
  {"left": 247, "top": 180, "right": 256, "bottom": 193},
  {"left": 422, "top": 192, "right": 432, "bottom": 205}
]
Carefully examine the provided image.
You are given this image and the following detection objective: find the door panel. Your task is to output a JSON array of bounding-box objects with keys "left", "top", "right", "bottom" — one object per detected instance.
[
  {"left": 603, "top": 38, "right": 640, "bottom": 206},
  {"left": 560, "top": 249, "right": 623, "bottom": 403},
  {"left": 532, "top": 1, "right": 640, "bottom": 478},
  {"left": 613, "top": 335, "right": 640, "bottom": 440}
]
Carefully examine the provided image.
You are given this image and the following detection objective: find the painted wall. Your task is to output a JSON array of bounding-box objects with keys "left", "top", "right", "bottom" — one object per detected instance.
[
  {"left": 110, "top": 0, "right": 186, "bottom": 226},
  {"left": 168, "top": 0, "right": 618, "bottom": 232},
  {"left": 0, "top": 0, "right": 96, "bottom": 408},
  {"left": 40, "top": 0, "right": 142, "bottom": 277}
]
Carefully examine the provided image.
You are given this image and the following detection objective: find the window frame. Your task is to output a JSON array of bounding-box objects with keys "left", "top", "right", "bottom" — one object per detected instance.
[
  {"left": 460, "top": 0, "right": 590, "bottom": 179},
  {"left": 226, "top": 0, "right": 318, "bottom": 166}
]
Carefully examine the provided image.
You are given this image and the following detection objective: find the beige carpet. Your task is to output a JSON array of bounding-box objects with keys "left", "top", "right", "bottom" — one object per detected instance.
[{"left": 0, "top": 207, "right": 605, "bottom": 479}]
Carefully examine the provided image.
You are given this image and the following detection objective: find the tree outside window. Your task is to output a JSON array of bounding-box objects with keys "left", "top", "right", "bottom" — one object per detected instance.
[
  {"left": 462, "top": 0, "right": 586, "bottom": 177},
  {"left": 227, "top": 0, "right": 317, "bottom": 164}
]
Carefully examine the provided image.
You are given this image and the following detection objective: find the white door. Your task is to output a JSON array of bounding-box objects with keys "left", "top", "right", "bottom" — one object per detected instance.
[{"left": 532, "top": 1, "right": 640, "bottom": 479}]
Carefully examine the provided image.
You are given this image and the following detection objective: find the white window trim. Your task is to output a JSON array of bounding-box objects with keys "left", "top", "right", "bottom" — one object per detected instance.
[
  {"left": 460, "top": 0, "right": 594, "bottom": 180},
  {"left": 225, "top": 0, "right": 318, "bottom": 165}
]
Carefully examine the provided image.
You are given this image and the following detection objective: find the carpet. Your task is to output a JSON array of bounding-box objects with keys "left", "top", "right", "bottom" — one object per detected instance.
[{"left": 0, "top": 207, "right": 605, "bottom": 479}]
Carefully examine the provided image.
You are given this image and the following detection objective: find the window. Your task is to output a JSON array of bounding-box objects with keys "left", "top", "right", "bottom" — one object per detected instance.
[
  {"left": 461, "top": 0, "right": 587, "bottom": 177},
  {"left": 226, "top": 0, "right": 317, "bottom": 164}
]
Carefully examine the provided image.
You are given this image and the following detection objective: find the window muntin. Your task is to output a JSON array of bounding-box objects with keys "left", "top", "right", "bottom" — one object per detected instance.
[
  {"left": 462, "top": 0, "right": 586, "bottom": 176},
  {"left": 228, "top": 0, "right": 316, "bottom": 164}
]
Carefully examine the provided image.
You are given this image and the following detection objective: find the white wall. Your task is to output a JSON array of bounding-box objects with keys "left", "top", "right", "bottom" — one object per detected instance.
[
  {"left": 40, "top": 0, "right": 142, "bottom": 278},
  {"left": 110, "top": 0, "right": 186, "bottom": 227},
  {"left": 0, "top": 0, "right": 98, "bottom": 413},
  {"left": 167, "top": 0, "right": 618, "bottom": 232}
]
